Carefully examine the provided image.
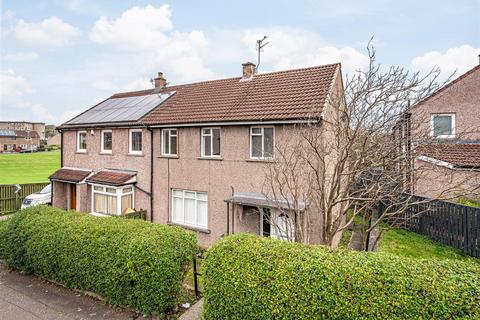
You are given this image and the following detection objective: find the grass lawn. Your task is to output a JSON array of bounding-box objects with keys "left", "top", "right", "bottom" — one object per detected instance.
[{"left": 0, "top": 150, "right": 60, "bottom": 184}]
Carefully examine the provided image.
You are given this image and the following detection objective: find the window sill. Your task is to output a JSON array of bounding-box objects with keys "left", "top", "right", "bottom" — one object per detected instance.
[
  {"left": 127, "top": 153, "right": 144, "bottom": 157},
  {"left": 245, "top": 158, "right": 275, "bottom": 163},
  {"left": 159, "top": 154, "right": 179, "bottom": 159},
  {"left": 197, "top": 156, "right": 223, "bottom": 161},
  {"left": 168, "top": 222, "right": 211, "bottom": 234},
  {"left": 76, "top": 151, "right": 87, "bottom": 154}
]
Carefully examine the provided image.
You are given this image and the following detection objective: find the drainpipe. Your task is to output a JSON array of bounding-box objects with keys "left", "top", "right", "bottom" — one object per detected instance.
[
  {"left": 147, "top": 126, "right": 154, "bottom": 222},
  {"left": 60, "top": 130, "right": 64, "bottom": 167}
]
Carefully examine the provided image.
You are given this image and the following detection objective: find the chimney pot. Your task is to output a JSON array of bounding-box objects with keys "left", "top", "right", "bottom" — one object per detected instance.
[
  {"left": 154, "top": 72, "right": 167, "bottom": 89},
  {"left": 241, "top": 62, "right": 256, "bottom": 80}
]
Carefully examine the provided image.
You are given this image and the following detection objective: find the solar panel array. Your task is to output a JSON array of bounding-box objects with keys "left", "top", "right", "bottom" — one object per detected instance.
[
  {"left": 0, "top": 130, "right": 16, "bottom": 137},
  {"left": 67, "top": 92, "right": 174, "bottom": 124}
]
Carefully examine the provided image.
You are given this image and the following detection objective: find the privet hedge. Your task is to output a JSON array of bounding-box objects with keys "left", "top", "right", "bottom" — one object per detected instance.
[
  {"left": 203, "top": 233, "right": 480, "bottom": 320},
  {"left": 0, "top": 206, "right": 197, "bottom": 315}
]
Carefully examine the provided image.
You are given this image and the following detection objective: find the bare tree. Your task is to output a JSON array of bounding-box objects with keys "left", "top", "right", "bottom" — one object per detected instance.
[{"left": 263, "top": 41, "right": 480, "bottom": 248}]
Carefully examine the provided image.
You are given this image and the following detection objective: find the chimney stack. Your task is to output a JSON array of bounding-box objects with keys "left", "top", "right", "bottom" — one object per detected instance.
[
  {"left": 241, "top": 62, "right": 256, "bottom": 80},
  {"left": 154, "top": 72, "right": 167, "bottom": 89}
]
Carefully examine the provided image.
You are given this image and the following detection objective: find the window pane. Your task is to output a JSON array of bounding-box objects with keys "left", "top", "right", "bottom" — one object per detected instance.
[
  {"left": 433, "top": 116, "right": 452, "bottom": 136},
  {"left": 252, "top": 128, "right": 261, "bottom": 134},
  {"left": 203, "top": 135, "right": 211, "bottom": 156},
  {"left": 132, "top": 131, "right": 142, "bottom": 151},
  {"left": 94, "top": 193, "right": 117, "bottom": 215},
  {"left": 79, "top": 133, "right": 86, "bottom": 149},
  {"left": 106, "top": 187, "right": 116, "bottom": 194},
  {"left": 197, "top": 200, "right": 208, "bottom": 227},
  {"left": 122, "top": 187, "right": 132, "bottom": 193},
  {"left": 103, "top": 132, "right": 112, "bottom": 150},
  {"left": 171, "top": 135, "right": 177, "bottom": 155},
  {"left": 252, "top": 135, "right": 262, "bottom": 157},
  {"left": 264, "top": 128, "right": 274, "bottom": 158},
  {"left": 184, "top": 198, "right": 196, "bottom": 225},
  {"left": 172, "top": 196, "right": 183, "bottom": 222},
  {"left": 172, "top": 189, "right": 183, "bottom": 197},
  {"left": 94, "top": 186, "right": 104, "bottom": 191},
  {"left": 171, "top": 129, "right": 177, "bottom": 136},
  {"left": 197, "top": 192, "right": 208, "bottom": 200},
  {"left": 185, "top": 191, "right": 196, "bottom": 198},
  {"left": 202, "top": 128, "right": 211, "bottom": 135},
  {"left": 121, "top": 194, "right": 133, "bottom": 214},
  {"left": 163, "top": 130, "right": 170, "bottom": 154},
  {"left": 212, "top": 129, "right": 220, "bottom": 156}
]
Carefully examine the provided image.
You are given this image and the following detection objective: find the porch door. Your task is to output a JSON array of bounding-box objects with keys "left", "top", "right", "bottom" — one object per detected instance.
[{"left": 70, "top": 185, "right": 77, "bottom": 210}]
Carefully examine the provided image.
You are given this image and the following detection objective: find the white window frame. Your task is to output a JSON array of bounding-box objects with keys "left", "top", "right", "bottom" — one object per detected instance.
[
  {"left": 129, "top": 129, "right": 143, "bottom": 155},
  {"left": 430, "top": 113, "right": 455, "bottom": 139},
  {"left": 161, "top": 128, "right": 178, "bottom": 156},
  {"left": 171, "top": 189, "right": 208, "bottom": 229},
  {"left": 201, "top": 127, "right": 221, "bottom": 158},
  {"left": 250, "top": 126, "right": 275, "bottom": 159},
  {"left": 77, "top": 130, "right": 87, "bottom": 153},
  {"left": 91, "top": 184, "right": 134, "bottom": 216},
  {"left": 101, "top": 129, "right": 112, "bottom": 154}
]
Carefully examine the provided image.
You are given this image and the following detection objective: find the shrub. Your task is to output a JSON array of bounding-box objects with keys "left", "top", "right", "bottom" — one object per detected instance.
[
  {"left": 0, "top": 206, "right": 197, "bottom": 315},
  {"left": 203, "top": 233, "right": 480, "bottom": 320}
]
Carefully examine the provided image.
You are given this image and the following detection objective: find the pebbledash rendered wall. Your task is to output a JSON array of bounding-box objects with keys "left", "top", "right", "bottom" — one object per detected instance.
[
  {"left": 60, "top": 128, "right": 152, "bottom": 215},
  {"left": 410, "top": 66, "right": 480, "bottom": 199}
]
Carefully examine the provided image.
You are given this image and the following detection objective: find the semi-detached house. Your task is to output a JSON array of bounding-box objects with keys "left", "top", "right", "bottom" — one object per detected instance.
[{"left": 50, "top": 62, "right": 345, "bottom": 246}]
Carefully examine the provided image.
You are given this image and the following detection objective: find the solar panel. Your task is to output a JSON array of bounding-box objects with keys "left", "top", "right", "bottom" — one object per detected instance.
[
  {"left": 67, "top": 92, "right": 174, "bottom": 124},
  {"left": 0, "top": 130, "right": 16, "bottom": 137}
]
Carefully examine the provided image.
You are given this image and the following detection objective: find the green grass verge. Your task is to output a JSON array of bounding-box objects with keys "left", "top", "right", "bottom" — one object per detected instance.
[
  {"left": 379, "top": 228, "right": 478, "bottom": 263},
  {"left": 0, "top": 150, "right": 60, "bottom": 184}
]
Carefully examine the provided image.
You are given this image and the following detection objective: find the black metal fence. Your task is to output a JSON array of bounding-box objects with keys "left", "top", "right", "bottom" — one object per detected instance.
[{"left": 387, "top": 195, "right": 480, "bottom": 258}]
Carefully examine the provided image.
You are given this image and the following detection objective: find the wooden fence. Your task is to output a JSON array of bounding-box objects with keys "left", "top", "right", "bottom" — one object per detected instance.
[
  {"left": 0, "top": 182, "right": 50, "bottom": 214},
  {"left": 387, "top": 195, "right": 480, "bottom": 258}
]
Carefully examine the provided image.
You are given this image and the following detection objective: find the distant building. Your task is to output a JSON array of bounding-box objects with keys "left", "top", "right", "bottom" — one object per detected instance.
[
  {"left": 0, "top": 129, "right": 40, "bottom": 152},
  {"left": 0, "top": 121, "right": 46, "bottom": 140},
  {"left": 47, "top": 133, "right": 61, "bottom": 146}
]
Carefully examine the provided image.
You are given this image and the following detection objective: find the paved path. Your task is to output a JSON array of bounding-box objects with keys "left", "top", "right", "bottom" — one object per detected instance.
[
  {"left": 0, "top": 262, "right": 139, "bottom": 320},
  {"left": 179, "top": 299, "right": 203, "bottom": 320}
]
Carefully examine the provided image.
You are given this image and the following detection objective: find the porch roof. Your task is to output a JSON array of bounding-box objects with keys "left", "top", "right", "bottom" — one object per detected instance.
[
  {"left": 224, "top": 192, "right": 307, "bottom": 210},
  {"left": 86, "top": 169, "right": 137, "bottom": 186},
  {"left": 49, "top": 167, "right": 92, "bottom": 183}
]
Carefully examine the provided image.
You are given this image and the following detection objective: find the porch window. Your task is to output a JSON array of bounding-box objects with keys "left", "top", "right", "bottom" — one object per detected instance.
[
  {"left": 431, "top": 114, "right": 455, "bottom": 138},
  {"left": 101, "top": 130, "right": 112, "bottom": 153},
  {"left": 201, "top": 128, "right": 220, "bottom": 157},
  {"left": 129, "top": 129, "right": 142, "bottom": 154},
  {"left": 171, "top": 189, "right": 208, "bottom": 229},
  {"left": 250, "top": 126, "right": 274, "bottom": 159},
  {"left": 162, "top": 128, "right": 178, "bottom": 156},
  {"left": 77, "top": 130, "right": 87, "bottom": 152},
  {"left": 92, "top": 185, "right": 134, "bottom": 216}
]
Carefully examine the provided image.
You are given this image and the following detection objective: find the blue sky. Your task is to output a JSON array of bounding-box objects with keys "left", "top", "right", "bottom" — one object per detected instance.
[{"left": 1, "top": 0, "right": 479, "bottom": 125}]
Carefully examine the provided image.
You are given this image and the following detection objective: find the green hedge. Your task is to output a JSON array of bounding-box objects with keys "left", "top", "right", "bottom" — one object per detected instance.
[
  {"left": 203, "top": 234, "right": 480, "bottom": 320},
  {"left": 0, "top": 206, "right": 197, "bottom": 315}
]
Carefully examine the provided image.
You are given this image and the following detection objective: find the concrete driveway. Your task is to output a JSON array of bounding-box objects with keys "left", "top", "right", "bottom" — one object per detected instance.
[{"left": 0, "top": 262, "right": 139, "bottom": 320}]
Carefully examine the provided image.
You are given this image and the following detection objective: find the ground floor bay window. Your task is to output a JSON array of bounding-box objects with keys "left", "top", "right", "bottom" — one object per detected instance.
[
  {"left": 171, "top": 189, "right": 208, "bottom": 229},
  {"left": 92, "top": 184, "right": 134, "bottom": 216}
]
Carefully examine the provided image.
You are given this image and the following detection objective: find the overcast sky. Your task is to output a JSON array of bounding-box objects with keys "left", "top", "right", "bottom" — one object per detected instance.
[{"left": 1, "top": 0, "right": 479, "bottom": 125}]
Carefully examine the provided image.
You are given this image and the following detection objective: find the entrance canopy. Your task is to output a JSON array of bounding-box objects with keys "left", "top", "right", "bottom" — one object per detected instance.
[
  {"left": 224, "top": 192, "right": 307, "bottom": 211},
  {"left": 49, "top": 167, "right": 92, "bottom": 184}
]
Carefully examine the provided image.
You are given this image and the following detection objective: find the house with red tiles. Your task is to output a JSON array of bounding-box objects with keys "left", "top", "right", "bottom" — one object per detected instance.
[
  {"left": 404, "top": 65, "right": 480, "bottom": 199},
  {"left": 50, "top": 62, "right": 345, "bottom": 246}
]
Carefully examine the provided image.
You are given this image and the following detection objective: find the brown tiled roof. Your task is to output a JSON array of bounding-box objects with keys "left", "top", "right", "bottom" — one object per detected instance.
[
  {"left": 49, "top": 168, "right": 92, "bottom": 183},
  {"left": 417, "top": 143, "right": 480, "bottom": 167},
  {"left": 86, "top": 170, "right": 136, "bottom": 186},
  {"left": 111, "top": 63, "right": 338, "bottom": 125}
]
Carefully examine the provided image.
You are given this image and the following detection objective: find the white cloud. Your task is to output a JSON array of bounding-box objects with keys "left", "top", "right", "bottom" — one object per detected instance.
[
  {"left": 14, "top": 16, "right": 79, "bottom": 47},
  {"left": 1, "top": 51, "right": 39, "bottom": 62},
  {"left": 30, "top": 104, "right": 80, "bottom": 124},
  {"left": 0, "top": 69, "right": 35, "bottom": 103},
  {"left": 88, "top": 5, "right": 215, "bottom": 83},
  {"left": 411, "top": 45, "right": 480, "bottom": 78}
]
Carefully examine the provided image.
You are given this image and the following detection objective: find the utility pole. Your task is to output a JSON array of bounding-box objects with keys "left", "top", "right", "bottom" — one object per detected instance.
[{"left": 256, "top": 36, "right": 269, "bottom": 73}]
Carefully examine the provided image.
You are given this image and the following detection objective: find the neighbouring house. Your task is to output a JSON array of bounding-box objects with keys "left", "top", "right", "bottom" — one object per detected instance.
[
  {"left": 0, "top": 129, "right": 40, "bottom": 152},
  {"left": 400, "top": 64, "right": 480, "bottom": 199},
  {"left": 50, "top": 62, "right": 346, "bottom": 246},
  {"left": 47, "top": 133, "right": 61, "bottom": 146},
  {"left": 0, "top": 121, "right": 46, "bottom": 140}
]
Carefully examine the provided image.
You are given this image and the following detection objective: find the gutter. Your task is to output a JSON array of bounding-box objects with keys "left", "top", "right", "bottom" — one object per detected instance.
[{"left": 147, "top": 119, "right": 319, "bottom": 128}]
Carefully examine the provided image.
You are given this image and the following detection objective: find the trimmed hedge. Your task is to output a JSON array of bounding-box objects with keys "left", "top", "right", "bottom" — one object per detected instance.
[
  {"left": 0, "top": 206, "right": 197, "bottom": 315},
  {"left": 203, "top": 233, "right": 480, "bottom": 320}
]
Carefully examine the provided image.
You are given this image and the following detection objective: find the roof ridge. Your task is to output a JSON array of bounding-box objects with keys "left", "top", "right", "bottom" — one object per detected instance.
[{"left": 111, "top": 63, "right": 341, "bottom": 97}]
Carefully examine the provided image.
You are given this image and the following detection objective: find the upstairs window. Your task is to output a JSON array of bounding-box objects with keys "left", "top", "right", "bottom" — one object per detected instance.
[
  {"left": 250, "top": 126, "right": 274, "bottom": 159},
  {"left": 77, "top": 130, "right": 87, "bottom": 152},
  {"left": 129, "top": 129, "right": 142, "bottom": 155},
  {"left": 101, "top": 130, "right": 112, "bottom": 153},
  {"left": 201, "top": 128, "right": 220, "bottom": 157},
  {"left": 162, "top": 129, "right": 178, "bottom": 156},
  {"left": 431, "top": 114, "right": 455, "bottom": 138}
]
